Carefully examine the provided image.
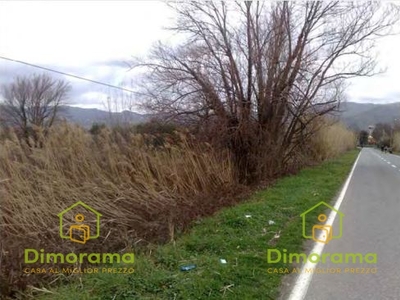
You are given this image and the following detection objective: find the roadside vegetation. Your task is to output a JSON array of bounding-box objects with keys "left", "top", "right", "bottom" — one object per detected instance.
[
  {"left": 0, "top": 120, "right": 355, "bottom": 298},
  {"left": 33, "top": 150, "right": 359, "bottom": 300},
  {"left": 394, "top": 132, "right": 400, "bottom": 153},
  {"left": 1, "top": 1, "right": 398, "bottom": 298},
  {"left": 0, "top": 123, "right": 238, "bottom": 297},
  {"left": 371, "top": 122, "right": 400, "bottom": 152},
  {"left": 309, "top": 119, "right": 356, "bottom": 161}
]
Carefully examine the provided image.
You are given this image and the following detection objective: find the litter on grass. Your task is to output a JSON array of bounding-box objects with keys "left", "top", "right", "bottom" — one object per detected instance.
[
  {"left": 180, "top": 264, "right": 196, "bottom": 271},
  {"left": 220, "top": 259, "right": 227, "bottom": 264},
  {"left": 268, "top": 220, "right": 275, "bottom": 225}
]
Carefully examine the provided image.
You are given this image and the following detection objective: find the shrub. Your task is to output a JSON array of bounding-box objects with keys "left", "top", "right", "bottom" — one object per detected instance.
[{"left": 89, "top": 123, "right": 106, "bottom": 135}]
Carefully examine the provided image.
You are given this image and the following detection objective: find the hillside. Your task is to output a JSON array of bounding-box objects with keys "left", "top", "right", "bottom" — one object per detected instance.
[
  {"left": 59, "top": 102, "right": 398, "bottom": 131},
  {"left": 337, "top": 101, "right": 400, "bottom": 130},
  {"left": 1, "top": 102, "right": 398, "bottom": 130},
  {"left": 58, "top": 106, "right": 149, "bottom": 128}
]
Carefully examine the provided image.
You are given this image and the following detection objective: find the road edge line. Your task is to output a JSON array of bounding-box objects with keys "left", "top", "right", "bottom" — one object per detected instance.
[{"left": 286, "top": 149, "right": 362, "bottom": 300}]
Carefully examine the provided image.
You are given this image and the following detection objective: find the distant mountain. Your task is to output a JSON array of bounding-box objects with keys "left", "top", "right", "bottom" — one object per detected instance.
[
  {"left": 59, "top": 103, "right": 400, "bottom": 130},
  {"left": 337, "top": 102, "right": 400, "bottom": 131},
  {"left": 58, "top": 106, "right": 149, "bottom": 128},
  {"left": 2, "top": 102, "right": 398, "bottom": 131}
]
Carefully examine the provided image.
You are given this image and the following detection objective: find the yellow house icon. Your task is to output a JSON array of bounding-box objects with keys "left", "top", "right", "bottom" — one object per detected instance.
[
  {"left": 300, "top": 201, "right": 344, "bottom": 244},
  {"left": 58, "top": 201, "right": 102, "bottom": 244}
]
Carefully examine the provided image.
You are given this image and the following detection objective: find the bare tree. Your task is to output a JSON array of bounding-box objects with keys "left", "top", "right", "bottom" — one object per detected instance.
[
  {"left": 131, "top": 1, "right": 399, "bottom": 183},
  {"left": 0, "top": 73, "right": 71, "bottom": 144},
  {"left": 102, "top": 79, "right": 138, "bottom": 126}
]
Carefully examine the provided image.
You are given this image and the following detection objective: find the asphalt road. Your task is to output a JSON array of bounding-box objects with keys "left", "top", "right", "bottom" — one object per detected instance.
[{"left": 299, "top": 148, "right": 400, "bottom": 300}]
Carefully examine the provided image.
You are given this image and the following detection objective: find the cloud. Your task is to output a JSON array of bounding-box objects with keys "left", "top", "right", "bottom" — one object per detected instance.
[
  {"left": 0, "top": 57, "right": 135, "bottom": 107},
  {"left": 0, "top": 1, "right": 174, "bottom": 109},
  {"left": 1, "top": 1, "right": 399, "bottom": 110},
  {"left": 95, "top": 59, "right": 131, "bottom": 69}
]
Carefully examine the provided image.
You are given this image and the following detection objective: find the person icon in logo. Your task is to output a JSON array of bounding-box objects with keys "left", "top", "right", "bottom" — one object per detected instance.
[
  {"left": 69, "top": 213, "right": 90, "bottom": 244},
  {"left": 312, "top": 213, "right": 332, "bottom": 244}
]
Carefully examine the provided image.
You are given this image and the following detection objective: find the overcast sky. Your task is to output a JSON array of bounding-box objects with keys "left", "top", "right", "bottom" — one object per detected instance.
[{"left": 1, "top": 1, "right": 400, "bottom": 112}]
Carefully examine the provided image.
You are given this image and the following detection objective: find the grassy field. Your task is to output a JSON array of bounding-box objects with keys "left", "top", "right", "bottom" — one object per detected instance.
[{"left": 32, "top": 150, "right": 359, "bottom": 300}]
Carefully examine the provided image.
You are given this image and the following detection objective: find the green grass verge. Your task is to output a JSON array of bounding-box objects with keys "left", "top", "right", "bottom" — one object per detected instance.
[{"left": 35, "top": 150, "right": 359, "bottom": 300}]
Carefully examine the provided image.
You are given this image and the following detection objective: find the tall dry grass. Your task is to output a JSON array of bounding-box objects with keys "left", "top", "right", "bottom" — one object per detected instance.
[
  {"left": 0, "top": 124, "right": 240, "bottom": 295},
  {"left": 393, "top": 132, "right": 400, "bottom": 152},
  {"left": 0, "top": 119, "right": 356, "bottom": 296},
  {"left": 308, "top": 120, "right": 357, "bottom": 161}
]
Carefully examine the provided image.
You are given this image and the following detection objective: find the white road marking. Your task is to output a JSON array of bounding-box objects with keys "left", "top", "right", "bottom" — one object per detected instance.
[
  {"left": 286, "top": 151, "right": 362, "bottom": 300},
  {"left": 373, "top": 150, "right": 400, "bottom": 172}
]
